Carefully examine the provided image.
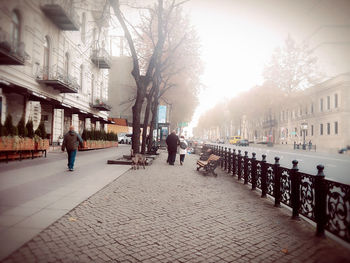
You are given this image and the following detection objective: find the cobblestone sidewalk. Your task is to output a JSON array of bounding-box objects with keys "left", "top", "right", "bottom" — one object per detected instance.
[{"left": 2, "top": 151, "right": 350, "bottom": 263}]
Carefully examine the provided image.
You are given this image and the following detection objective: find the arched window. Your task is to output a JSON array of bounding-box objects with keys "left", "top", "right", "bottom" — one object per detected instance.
[
  {"left": 100, "top": 81, "right": 103, "bottom": 99},
  {"left": 81, "top": 13, "right": 86, "bottom": 44},
  {"left": 80, "top": 64, "right": 84, "bottom": 92},
  {"left": 43, "top": 36, "right": 50, "bottom": 79},
  {"left": 64, "top": 52, "right": 69, "bottom": 76},
  {"left": 92, "top": 28, "right": 97, "bottom": 48},
  {"left": 91, "top": 74, "right": 94, "bottom": 103},
  {"left": 11, "top": 10, "right": 20, "bottom": 48}
]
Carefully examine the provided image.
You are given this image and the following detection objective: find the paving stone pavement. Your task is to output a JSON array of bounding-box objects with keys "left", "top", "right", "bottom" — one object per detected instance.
[{"left": 2, "top": 151, "right": 350, "bottom": 263}]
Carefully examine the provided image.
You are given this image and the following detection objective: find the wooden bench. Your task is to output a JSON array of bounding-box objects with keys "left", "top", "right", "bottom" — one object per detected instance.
[
  {"left": 196, "top": 154, "right": 221, "bottom": 176},
  {"left": 199, "top": 148, "right": 213, "bottom": 161}
]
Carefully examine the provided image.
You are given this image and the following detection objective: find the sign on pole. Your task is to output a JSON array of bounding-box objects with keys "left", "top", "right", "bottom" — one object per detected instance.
[{"left": 158, "top": 105, "right": 167, "bottom": 123}]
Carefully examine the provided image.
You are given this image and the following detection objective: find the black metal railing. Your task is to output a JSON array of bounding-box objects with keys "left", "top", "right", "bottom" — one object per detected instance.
[{"left": 207, "top": 144, "right": 350, "bottom": 243}]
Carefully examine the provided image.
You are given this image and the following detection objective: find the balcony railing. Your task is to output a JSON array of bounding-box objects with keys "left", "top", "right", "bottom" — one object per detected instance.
[
  {"left": 36, "top": 65, "right": 79, "bottom": 93},
  {"left": 91, "top": 99, "right": 111, "bottom": 111},
  {"left": 91, "top": 48, "right": 111, "bottom": 69},
  {"left": 40, "top": 0, "right": 80, "bottom": 31},
  {"left": 0, "top": 28, "right": 26, "bottom": 65}
]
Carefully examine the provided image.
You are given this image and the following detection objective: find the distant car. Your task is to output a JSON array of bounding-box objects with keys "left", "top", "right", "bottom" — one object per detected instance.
[
  {"left": 229, "top": 136, "right": 241, "bottom": 144},
  {"left": 118, "top": 133, "right": 132, "bottom": 144},
  {"left": 237, "top": 139, "right": 249, "bottom": 146}
]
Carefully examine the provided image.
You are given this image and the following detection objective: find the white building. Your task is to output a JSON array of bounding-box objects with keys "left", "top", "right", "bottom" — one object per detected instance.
[{"left": 0, "top": 0, "right": 112, "bottom": 144}]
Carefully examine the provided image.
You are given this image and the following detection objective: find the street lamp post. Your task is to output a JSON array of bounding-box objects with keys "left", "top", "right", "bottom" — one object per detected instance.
[{"left": 301, "top": 122, "right": 308, "bottom": 150}]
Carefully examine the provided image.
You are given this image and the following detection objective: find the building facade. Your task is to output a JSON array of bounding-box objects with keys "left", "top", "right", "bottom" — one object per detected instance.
[
  {"left": 0, "top": 0, "right": 112, "bottom": 144},
  {"left": 276, "top": 73, "right": 350, "bottom": 150}
]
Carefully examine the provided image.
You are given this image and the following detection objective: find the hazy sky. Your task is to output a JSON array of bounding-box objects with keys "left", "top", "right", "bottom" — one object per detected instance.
[
  {"left": 114, "top": 0, "right": 349, "bottom": 135},
  {"left": 184, "top": 0, "right": 325, "bottom": 130}
]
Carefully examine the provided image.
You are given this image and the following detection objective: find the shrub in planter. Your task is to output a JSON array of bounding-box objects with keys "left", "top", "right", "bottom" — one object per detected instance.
[
  {"left": 17, "top": 116, "right": 27, "bottom": 138},
  {"left": 4, "top": 114, "right": 16, "bottom": 136},
  {"left": 82, "top": 129, "right": 87, "bottom": 141},
  {"left": 26, "top": 119, "right": 35, "bottom": 138},
  {"left": 35, "top": 121, "right": 46, "bottom": 139}
]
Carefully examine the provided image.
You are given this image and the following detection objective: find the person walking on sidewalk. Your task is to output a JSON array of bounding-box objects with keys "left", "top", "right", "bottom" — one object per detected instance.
[
  {"left": 166, "top": 130, "right": 179, "bottom": 165},
  {"left": 61, "top": 125, "right": 83, "bottom": 171},
  {"left": 179, "top": 135, "right": 188, "bottom": 165}
]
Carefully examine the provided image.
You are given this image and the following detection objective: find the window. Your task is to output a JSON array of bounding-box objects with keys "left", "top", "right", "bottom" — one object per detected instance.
[
  {"left": 327, "top": 96, "right": 330, "bottom": 110},
  {"left": 80, "top": 64, "right": 83, "bottom": 92},
  {"left": 81, "top": 13, "right": 86, "bottom": 44},
  {"left": 334, "top": 94, "right": 338, "bottom": 108},
  {"left": 311, "top": 125, "right": 314, "bottom": 136},
  {"left": 11, "top": 10, "right": 20, "bottom": 48},
  {"left": 100, "top": 81, "right": 103, "bottom": 99},
  {"left": 320, "top": 124, "right": 323, "bottom": 135},
  {"left": 93, "top": 28, "right": 97, "bottom": 47},
  {"left": 43, "top": 36, "right": 50, "bottom": 79},
  {"left": 327, "top": 123, "right": 330, "bottom": 135},
  {"left": 334, "top": 122, "right": 338, "bottom": 135},
  {"left": 311, "top": 103, "right": 314, "bottom": 114},
  {"left": 320, "top": 98, "right": 323, "bottom": 112},
  {"left": 91, "top": 74, "right": 95, "bottom": 103},
  {"left": 295, "top": 127, "right": 297, "bottom": 137},
  {"left": 300, "top": 129, "right": 302, "bottom": 137},
  {"left": 64, "top": 52, "right": 69, "bottom": 75},
  {"left": 305, "top": 107, "right": 308, "bottom": 115},
  {"left": 42, "top": 115, "right": 49, "bottom": 122}
]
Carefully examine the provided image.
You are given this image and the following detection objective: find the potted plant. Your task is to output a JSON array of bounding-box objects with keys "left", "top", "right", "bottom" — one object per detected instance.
[{"left": 58, "top": 135, "right": 63, "bottom": 146}]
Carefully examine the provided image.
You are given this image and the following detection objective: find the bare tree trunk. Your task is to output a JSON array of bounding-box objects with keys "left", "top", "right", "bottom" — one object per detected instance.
[
  {"left": 110, "top": 0, "right": 175, "bottom": 153},
  {"left": 148, "top": 95, "right": 159, "bottom": 152},
  {"left": 141, "top": 92, "right": 153, "bottom": 154},
  {"left": 131, "top": 81, "right": 146, "bottom": 153}
]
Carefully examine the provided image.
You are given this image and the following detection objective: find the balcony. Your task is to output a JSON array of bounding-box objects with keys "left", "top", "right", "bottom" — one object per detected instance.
[
  {"left": 91, "top": 48, "right": 111, "bottom": 69},
  {"left": 36, "top": 65, "right": 79, "bottom": 93},
  {"left": 0, "top": 28, "right": 26, "bottom": 65},
  {"left": 40, "top": 0, "right": 80, "bottom": 31},
  {"left": 91, "top": 99, "right": 111, "bottom": 111}
]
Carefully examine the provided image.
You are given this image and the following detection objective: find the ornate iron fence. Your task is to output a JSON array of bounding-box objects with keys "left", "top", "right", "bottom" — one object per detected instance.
[{"left": 206, "top": 144, "right": 350, "bottom": 244}]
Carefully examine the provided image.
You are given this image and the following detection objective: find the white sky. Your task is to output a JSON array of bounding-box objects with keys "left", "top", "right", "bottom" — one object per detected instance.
[{"left": 184, "top": 0, "right": 314, "bottom": 133}]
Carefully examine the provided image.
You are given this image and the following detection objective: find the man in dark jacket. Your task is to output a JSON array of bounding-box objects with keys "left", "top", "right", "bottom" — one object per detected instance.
[
  {"left": 166, "top": 130, "right": 179, "bottom": 165},
  {"left": 61, "top": 126, "right": 83, "bottom": 171}
]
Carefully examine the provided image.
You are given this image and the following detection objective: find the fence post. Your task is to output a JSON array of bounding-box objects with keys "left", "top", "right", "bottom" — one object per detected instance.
[
  {"left": 251, "top": 152, "right": 257, "bottom": 190},
  {"left": 224, "top": 147, "right": 228, "bottom": 171},
  {"left": 237, "top": 150, "right": 242, "bottom": 180},
  {"left": 228, "top": 148, "right": 232, "bottom": 173},
  {"left": 274, "top": 157, "right": 281, "bottom": 207},
  {"left": 244, "top": 151, "right": 249, "bottom": 184},
  {"left": 232, "top": 149, "right": 236, "bottom": 177},
  {"left": 220, "top": 146, "right": 224, "bottom": 168},
  {"left": 290, "top": 160, "right": 300, "bottom": 220},
  {"left": 315, "top": 165, "right": 327, "bottom": 237},
  {"left": 261, "top": 154, "right": 267, "bottom": 198}
]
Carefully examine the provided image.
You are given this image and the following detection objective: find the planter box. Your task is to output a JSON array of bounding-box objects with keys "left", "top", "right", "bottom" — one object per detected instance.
[
  {"left": 0, "top": 137, "right": 14, "bottom": 151},
  {"left": 79, "top": 140, "right": 118, "bottom": 150},
  {"left": 35, "top": 139, "right": 49, "bottom": 150},
  {"left": 0, "top": 137, "right": 36, "bottom": 151}
]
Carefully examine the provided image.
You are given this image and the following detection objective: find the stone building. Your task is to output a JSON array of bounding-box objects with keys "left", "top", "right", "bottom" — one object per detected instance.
[
  {"left": 276, "top": 73, "right": 350, "bottom": 151},
  {"left": 0, "top": 0, "right": 112, "bottom": 144}
]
